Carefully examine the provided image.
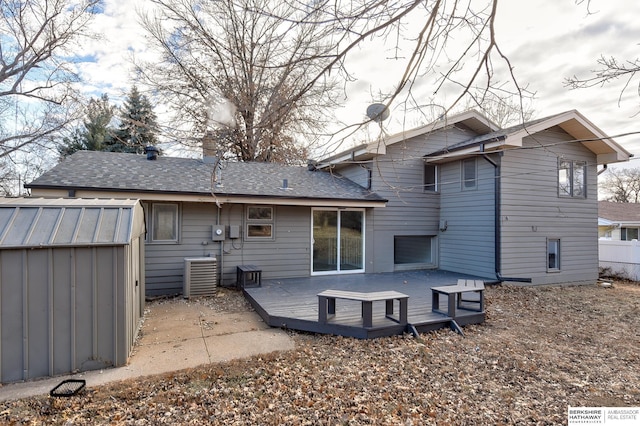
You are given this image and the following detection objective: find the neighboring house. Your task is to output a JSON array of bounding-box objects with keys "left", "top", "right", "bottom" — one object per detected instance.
[
  {"left": 597, "top": 201, "right": 640, "bottom": 281},
  {"left": 598, "top": 201, "right": 640, "bottom": 240},
  {"left": 27, "top": 109, "right": 632, "bottom": 294}
]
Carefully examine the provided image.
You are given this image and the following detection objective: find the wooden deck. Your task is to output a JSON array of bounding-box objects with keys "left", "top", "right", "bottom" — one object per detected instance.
[{"left": 243, "top": 270, "right": 487, "bottom": 339}]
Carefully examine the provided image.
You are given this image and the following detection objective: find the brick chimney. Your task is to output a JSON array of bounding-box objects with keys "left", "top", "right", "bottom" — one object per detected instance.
[{"left": 202, "top": 131, "right": 217, "bottom": 162}]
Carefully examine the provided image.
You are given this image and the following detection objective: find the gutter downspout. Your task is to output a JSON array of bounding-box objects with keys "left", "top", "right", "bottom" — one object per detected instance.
[
  {"left": 480, "top": 147, "right": 532, "bottom": 283},
  {"left": 597, "top": 164, "right": 608, "bottom": 176},
  {"left": 480, "top": 149, "right": 501, "bottom": 281}
]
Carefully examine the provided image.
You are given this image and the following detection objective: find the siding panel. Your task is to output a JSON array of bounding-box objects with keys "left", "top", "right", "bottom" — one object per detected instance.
[
  {"left": 499, "top": 127, "right": 599, "bottom": 284},
  {"left": 438, "top": 156, "right": 497, "bottom": 279},
  {"left": 353, "top": 128, "right": 481, "bottom": 273},
  {"left": 144, "top": 203, "right": 312, "bottom": 295}
]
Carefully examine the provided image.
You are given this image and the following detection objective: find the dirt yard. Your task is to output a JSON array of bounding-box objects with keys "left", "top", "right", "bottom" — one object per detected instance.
[{"left": 1, "top": 282, "right": 639, "bottom": 425}]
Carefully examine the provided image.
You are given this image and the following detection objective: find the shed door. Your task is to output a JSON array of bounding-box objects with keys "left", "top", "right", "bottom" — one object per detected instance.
[{"left": 312, "top": 209, "right": 364, "bottom": 274}]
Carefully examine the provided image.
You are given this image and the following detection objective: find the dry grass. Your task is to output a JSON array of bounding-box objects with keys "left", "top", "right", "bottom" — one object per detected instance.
[{"left": 1, "top": 281, "right": 639, "bottom": 425}]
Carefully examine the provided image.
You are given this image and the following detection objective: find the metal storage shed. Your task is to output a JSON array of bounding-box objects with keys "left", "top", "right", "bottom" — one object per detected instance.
[{"left": 0, "top": 198, "right": 145, "bottom": 383}]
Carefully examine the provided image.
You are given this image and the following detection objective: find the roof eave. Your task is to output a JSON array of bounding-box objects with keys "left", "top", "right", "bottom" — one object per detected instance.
[
  {"left": 28, "top": 186, "right": 387, "bottom": 208},
  {"left": 507, "top": 110, "right": 632, "bottom": 165},
  {"left": 316, "top": 109, "right": 499, "bottom": 168},
  {"left": 424, "top": 137, "right": 511, "bottom": 163}
]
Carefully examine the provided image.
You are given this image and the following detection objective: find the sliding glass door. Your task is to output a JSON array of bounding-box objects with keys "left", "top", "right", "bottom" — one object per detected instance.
[{"left": 312, "top": 209, "right": 364, "bottom": 274}]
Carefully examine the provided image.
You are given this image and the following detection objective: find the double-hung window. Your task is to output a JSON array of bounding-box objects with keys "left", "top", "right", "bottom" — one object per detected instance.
[
  {"left": 558, "top": 160, "right": 586, "bottom": 198},
  {"left": 461, "top": 158, "right": 477, "bottom": 191},
  {"left": 424, "top": 164, "right": 438, "bottom": 192}
]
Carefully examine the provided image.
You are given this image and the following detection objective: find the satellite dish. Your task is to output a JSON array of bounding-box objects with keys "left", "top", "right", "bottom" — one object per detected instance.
[{"left": 366, "top": 103, "right": 390, "bottom": 122}]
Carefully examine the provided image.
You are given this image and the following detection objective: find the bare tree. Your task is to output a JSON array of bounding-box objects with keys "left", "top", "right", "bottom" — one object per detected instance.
[
  {"left": 599, "top": 167, "right": 640, "bottom": 203},
  {"left": 137, "top": 0, "right": 342, "bottom": 163},
  {"left": 565, "top": 55, "right": 640, "bottom": 109},
  {"left": 463, "top": 92, "right": 535, "bottom": 128},
  {"left": 137, "top": 0, "right": 518, "bottom": 162},
  {"left": 565, "top": 1, "right": 640, "bottom": 110},
  {"left": 0, "top": 0, "right": 99, "bottom": 160}
]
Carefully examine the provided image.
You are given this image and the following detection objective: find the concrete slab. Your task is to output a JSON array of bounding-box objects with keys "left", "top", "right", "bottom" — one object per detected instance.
[{"left": 0, "top": 296, "right": 295, "bottom": 402}]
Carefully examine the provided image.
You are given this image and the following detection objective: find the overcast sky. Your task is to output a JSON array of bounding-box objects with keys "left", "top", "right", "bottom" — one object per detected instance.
[{"left": 78, "top": 0, "right": 640, "bottom": 162}]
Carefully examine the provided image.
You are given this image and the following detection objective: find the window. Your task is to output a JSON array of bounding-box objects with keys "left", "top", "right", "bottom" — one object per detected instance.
[
  {"left": 394, "top": 236, "right": 434, "bottom": 267},
  {"left": 461, "top": 158, "right": 477, "bottom": 190},
  {"left": 621, "top": 227, "right": 639, "bottom": 241},
  {"left": 246, "top": 205, "right": 274, "bottom": 239},
  {"left": 150, "top": 203, "right": 179, "bottom": 242},
  {"left": 558, "top": 160, "right": 586, "bottom": 198},
  {"left": 424, "top": 164, "right": 438, "bottom": 192},
  {"left": 547, "top": 239, "right": 560, "bottom": 271}
]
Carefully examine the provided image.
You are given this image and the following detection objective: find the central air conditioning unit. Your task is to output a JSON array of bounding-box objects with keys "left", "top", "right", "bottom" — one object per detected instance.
[{"left": 183, "top": 257, "right": 218, "bottom": 298}]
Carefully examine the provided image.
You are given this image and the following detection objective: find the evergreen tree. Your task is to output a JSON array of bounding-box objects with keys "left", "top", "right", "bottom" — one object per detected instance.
[
  {"left": 84, "top": 94, "right": 116, "bottom": 151},
  {"left": 58, "top": 94, "right": 116, "bottom": 158},
  {"left": 58, "top": 128, "right": 87, "bottom": 158},
  {"left": 108, "top": 86, "right": 158, "bottom": 153}
]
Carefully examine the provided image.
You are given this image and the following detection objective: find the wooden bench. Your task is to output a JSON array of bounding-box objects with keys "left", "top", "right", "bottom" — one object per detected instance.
[
  {"left": 431, "top": 279, "right": 485, "bottom": 318},
  {"left": 236, "top": 265, "right": 262, "bottom": 288},
  {"left": 318, "top": 289, "right": 409, "bottom": 328}
]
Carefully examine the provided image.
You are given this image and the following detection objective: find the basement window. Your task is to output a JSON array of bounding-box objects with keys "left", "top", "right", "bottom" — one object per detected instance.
[
  {"left": 547, "top": 238, "right": 560, "bottom": 271},
  {"left": 394, "top": 235, "right": 435, "bottom": 269}
]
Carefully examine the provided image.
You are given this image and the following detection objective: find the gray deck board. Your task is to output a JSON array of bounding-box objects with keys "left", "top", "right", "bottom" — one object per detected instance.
[{"left": 243, "top": 270, "right": 487, "bottom": 338}]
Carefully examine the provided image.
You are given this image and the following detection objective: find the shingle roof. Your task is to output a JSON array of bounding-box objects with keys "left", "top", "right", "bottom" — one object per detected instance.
[
  {"left": 598, "top": 201, "right": 640, "bottom": 222},
  {"left": 26, "top": 151, "right": 385, "bottom": 203}
]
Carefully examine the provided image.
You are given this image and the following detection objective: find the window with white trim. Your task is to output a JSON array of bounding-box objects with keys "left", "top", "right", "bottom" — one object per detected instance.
[
  {"left": 547, "top": 238, "right": 560, "bottom": 271},
  {"left": 246, "top": 205, "right": 274, "bottom": 239},
  {"left": 558, "top": 160, "right": 586, "bottom": 198},
  {"left": 461, "top": 158, "right": 477, "bottom": 190},
  {"left": 148, "top": 203, "right": 179, "bottom": 243}
]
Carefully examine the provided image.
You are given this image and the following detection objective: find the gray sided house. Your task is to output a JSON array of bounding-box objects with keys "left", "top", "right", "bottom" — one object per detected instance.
[
  {"left": 26, "top": 109, "right": 631, "bottom": 295},
  {"left": 0, "top": 198, "right": 145, "bottom": 382},
  {"left": 316, "top": 110, "right": 631, "bottom": 285},
  {"left": 27, "top": 153, "right": 387, "bottom": 296}
]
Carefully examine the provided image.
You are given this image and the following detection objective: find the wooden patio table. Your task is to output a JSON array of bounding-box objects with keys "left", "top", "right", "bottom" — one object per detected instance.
[
  {"left": 431, "top": 279, "right": 485, "bottom": 318},
  {"left": 317, "top": 289, "right": 409, "bottom": 328}
]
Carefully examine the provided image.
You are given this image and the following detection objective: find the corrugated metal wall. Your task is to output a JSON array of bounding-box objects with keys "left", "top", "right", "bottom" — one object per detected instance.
[{"left": 0, "top": 199, "right": 145, "bottom": 383}]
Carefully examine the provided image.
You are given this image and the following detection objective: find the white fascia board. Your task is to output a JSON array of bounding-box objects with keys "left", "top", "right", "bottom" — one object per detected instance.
[
  {"left": 31, "top": 188, "right": 386, "bottom": 208},
  {"left": 508, "top": 110, "right": 632, "bottom": 163},
  {"left": 316, "top": 143, "right": 385, "bottom": 169},
  {"left": 212, "top": 195, "right": 386, "bottom": 208}
]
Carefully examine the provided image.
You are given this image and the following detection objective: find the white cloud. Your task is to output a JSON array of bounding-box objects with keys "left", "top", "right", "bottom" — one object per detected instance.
[{"left": 79, "top": 0, "right": 640, "bottom": 159}]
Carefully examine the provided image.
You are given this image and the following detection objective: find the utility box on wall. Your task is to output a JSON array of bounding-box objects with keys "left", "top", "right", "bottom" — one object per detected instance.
[
  {"left": 228, "top": 225, "right": 240, "bottom": 239},
  {"left": 211, "top": 224, "right": 225, "bottom": 241}
]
